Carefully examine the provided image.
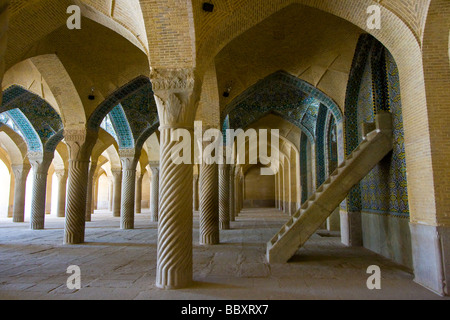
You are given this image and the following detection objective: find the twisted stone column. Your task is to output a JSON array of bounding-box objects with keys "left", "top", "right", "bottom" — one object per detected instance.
[
  {"left": 135, "top": 173, "right": 144, "bottom": 214},
  {"left": 151, "top": 67, "right": 200, "bottom": 289},
  {"left": 157, "top": 128, "right": 193, "bottom": 289},
  {"left": 112, "top": 169, "right": 122, "bottom": 218},
  {"left": 108, "top": 177, "right": 113, "bottom": 212},
  {"left": 219, "top": 163, "right": 230, "bottom": 230},
  {"left": 193, "top": 174, "right": 199, "bottom": 212},
  {"left": 8, "top": 175, "right": 13, "bottom": 218},
  {"left": 150, "top": 165, "right": 159, "bottom": 222},
  {"left": 64, "top": 129, "right": 97, "bottom": 245},
  {"left": 12, "top": 164, "right": 31, "bottom": 223},
  {"left": 85, "top": 163, "right": 97, "bottom": 222},
  {"left": 235, "top": 174, "right": 242, "bottom": 217},
  {"left": 45, "top": 173, "right": 53, "bottom": 215},
  {"left": 199, "top": 159, "right": 219, "bottom": 245},
  {"left": 93, "top": 178, "right": 99, "bottom": 211},
  {"left": 120, "top": 152, "right": 139, "bottom": 230},
  {"left": 229, "top": 165, "right": 236, "bottom": 222},
  {"left": 55, "top": 169, "right": 68, "bottom": 218},
  {"left": 275, "top": 173, "right": 279, "bottom": 209},
  {"left": 29, "top": 153, "right": 53, "bottom": 230}
]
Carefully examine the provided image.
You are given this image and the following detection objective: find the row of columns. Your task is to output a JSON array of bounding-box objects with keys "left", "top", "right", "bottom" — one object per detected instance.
[
  {"left": 198, "top": 158, "right": 244, "bottom": 244},
  {"left": 7, "top": 132, "right": 161, "bottom": 247},
  {"left": 9, "top": 158, "right": 160, "bottom": 227},
  {"left": 4, "top": 67, "right": 244, "bottom": 291}
]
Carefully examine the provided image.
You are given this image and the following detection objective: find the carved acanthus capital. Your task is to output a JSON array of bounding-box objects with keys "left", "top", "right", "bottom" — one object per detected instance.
[
  {"left": 149, "top": 161, "right": 160, "bottom": 169},
  {"left": 28, "top": 152, "right": 54, "bottom": 173},
  {"left": 150, "top": 166, "right": 160, "bottom": 175},
  {"left": 150, "top": 68, "right": 196, "bottom": 92},
  {"left": 55, "top": 169, "right": 68, "bottom": 180},
  {"left": 150, "top": 68, "right": 202, "bottom": 128},
  {"left": 88, "top": 163, "right": 98, "bottom": 179},
  {"left": 119, "top": 149, "right": 140, "bottom": 171},
  {"left": 111, "top": 168, "right": 122, "bottom": 180},
  {"left": 64, "top": 128, "right": 98, "bottom": 162},
  {"left": 12, "top": 163, "right": 31, "bottom": 181}
]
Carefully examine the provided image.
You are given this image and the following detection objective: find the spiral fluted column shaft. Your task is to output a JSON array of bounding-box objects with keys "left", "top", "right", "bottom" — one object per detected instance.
[
  {"left": 229, "top": 166, "right": 236, "bottom": 222},
  {"left": 135, "top": 174, "right": 144, "bottom": 214},
  {"left": 156, "top": 128, "right": 193, "bottom": 289},
  {"left": 12, "top": 166, "right": 30, "bottom": 223},
  {"left": 121, "top": 168, "right": 136, "bottom": 230},
  {"left": 239, "top": 178, "right": 244, "bottom": 214},
  {"left": 219, "top": 164, "right": 230, "bottom": 230},
  {"left": 193, "top": 175, "right": 199, "bottom": 212},
  {"left": 55, "top": 170, "right": 68, "bottom": 218},
  {"left": 30, "top": 172, "right": 48, "bottom": 229},
  {"left": 64, "top": 160, "right": 90, "bottom": 244},
  {"left": 112, "top": 170, "right": 122, "bottom": 218},
  {"left": 45, "top": 174, "right": 53, "bottom": 215},
  {"left": 150, "top": 167, "right": 159, "bottom": 222},
  {"left": 108, "top": 178, "right": 113, "bottom": 212},
  {"left": 199, "top": 162, "right": 219, "bottom": 245},
  {"left": 235, "top": 177, "right": 241, "bottom": 216},
  {"left": 85, "top": 164, "right": 96, "bottom": 222}
]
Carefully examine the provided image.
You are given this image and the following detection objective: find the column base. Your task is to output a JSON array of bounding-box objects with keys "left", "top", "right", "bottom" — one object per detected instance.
[
  {"left": 156, "top": 270, "right": 192, "bottom": 290},
  {"left": 410, "top": 223, "right": 450, "bottom": 296},
  {"left": 13, "top": 215, "right": 25, "bottom": 223},
  {"left": 121, "top": 222, "right": 134, "bottom": 230},
  {"left": 64, "top": 233, "right": 85, "bottom": 245},
  {"left": 31, "top": 219, "right": 45, "bottom": 230},
  {"left": 219, "top": 221, "right": 230, "bottom": 230},
  {"left": 200, "top": 234, "right": 219, "bottom": 246}
]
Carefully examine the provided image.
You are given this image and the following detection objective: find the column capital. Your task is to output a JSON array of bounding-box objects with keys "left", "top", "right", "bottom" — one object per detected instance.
[
  {"left": 150, "top": 68, "right": 202, "bottom": 128},
  {"left": 64, "top": 128, "right": 98, "bottom": 162},
  {"left": 55, "top": 169, "right": 68, "bottom": 180},
  {"left": 28, "top": 152, "right": 53, "bottom": 173},
  {"left": 88, "top": 162, "right": 98, "bottom": 180},
  {"left": 111, "top": 168, "right": 122, "bottom": 179},
  {"left": 150, "top": 67, "right": 197, "bottom": 93},
  {"left": 11, "top": 163, "right": 31, "bottom": 178},
  {"left": 149, "top": 161, "right": 160, "bottom": 169},
  {"left": 119, "top": 149, "right": 140, "bottom": 170}
]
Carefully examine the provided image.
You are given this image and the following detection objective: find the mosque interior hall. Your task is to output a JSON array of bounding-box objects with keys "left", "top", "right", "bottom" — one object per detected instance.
[{"left": 0, "top": 0, "right": 449, "bottom": 300}]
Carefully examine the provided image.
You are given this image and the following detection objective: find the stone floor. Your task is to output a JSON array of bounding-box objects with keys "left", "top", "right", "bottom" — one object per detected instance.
[{"left": 0, "top": 208, "right": 447, "bottom": 300}]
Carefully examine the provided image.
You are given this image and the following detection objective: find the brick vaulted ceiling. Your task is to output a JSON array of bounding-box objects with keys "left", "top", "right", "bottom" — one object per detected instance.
[{"left": 216, "top": 4, "right": 364, "bottom": 114}]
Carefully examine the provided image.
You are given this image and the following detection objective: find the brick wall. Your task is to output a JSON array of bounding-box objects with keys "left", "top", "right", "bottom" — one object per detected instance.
[
  {"left": 0, "top": 1, "right": 8, "bottom": 101},
  {"left": 422, "top": 0, "right": 450, "bottom": 226}
]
